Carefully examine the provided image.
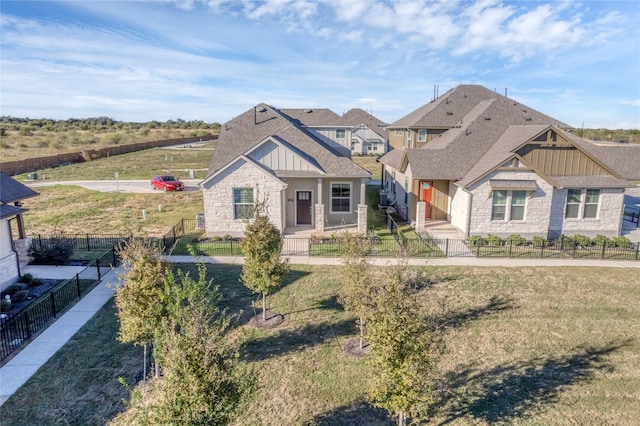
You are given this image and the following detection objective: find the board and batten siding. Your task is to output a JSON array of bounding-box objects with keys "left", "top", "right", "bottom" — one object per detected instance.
[{"left": 248, "top": 139, "right": 319, "bottom": 172}]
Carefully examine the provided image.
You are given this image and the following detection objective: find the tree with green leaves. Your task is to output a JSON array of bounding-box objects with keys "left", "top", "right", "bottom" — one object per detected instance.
[
  {"left": 240, "top": 211, "right": 289, "bottom": 321},
  {"left": 112, "top": 265, "right": 252, "bottom": 425},
  {"left": 337, "top": 231, "right": 375, "bottom": 350},
  {"left": 114, "top": 238, "right": 167, "bottom": 377},
  {"left": 366, "top": 266, "right": 439, "bottom": 426}
]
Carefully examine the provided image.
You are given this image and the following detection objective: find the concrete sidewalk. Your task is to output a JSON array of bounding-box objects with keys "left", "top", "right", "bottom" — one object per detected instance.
[
  {"left": 0, "top": 266, "right": 122, "bottom": 406},
  {"left": 1, "top": 254, "right": 637, "bottom": 407}
]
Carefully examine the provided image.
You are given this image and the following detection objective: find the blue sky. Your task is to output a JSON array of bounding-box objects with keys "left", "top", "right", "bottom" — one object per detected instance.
[{"left": 1, "top": 0, "right": 639, "bottom": 129}]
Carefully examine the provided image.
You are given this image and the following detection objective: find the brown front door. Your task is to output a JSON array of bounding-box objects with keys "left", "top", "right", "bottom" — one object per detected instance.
[
  {"left": 421, "top": 181, "right": 433, "bottom": 219},
  {"left": 296, "top": 191, "right": 312, "bottom": 225}
]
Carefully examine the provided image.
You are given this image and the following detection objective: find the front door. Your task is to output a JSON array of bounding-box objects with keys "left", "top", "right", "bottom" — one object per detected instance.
[
  {"left": 421, "top": 181, "right": 433, "bottom": 219},
  {"left": 296, "top": 191, "right": 312, "bottom": 225}
]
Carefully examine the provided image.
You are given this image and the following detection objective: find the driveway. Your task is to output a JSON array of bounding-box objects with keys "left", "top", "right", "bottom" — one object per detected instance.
[{"left": 26, "top": 179, "right": 202, "bottom": 193}]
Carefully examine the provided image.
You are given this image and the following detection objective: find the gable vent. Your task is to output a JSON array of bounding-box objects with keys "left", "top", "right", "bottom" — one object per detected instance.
[
  {"left": 484, "top": 117, "right": 491, "bottom": 121},
  {"left": 446, "top": 111, "right": 453, "bottom": 115},
  {"left": 304, "top": 109, "right": 313, "bottom": 113}
]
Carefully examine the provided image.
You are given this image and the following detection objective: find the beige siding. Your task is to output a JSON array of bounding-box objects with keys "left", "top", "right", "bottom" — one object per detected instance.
[{"left": 517, "top": 144, "right": 609, "bottom": 176}]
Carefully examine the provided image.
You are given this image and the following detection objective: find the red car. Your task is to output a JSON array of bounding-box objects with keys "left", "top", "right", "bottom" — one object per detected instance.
[{"left": 151, "top": 175, "right": 184, "bottom": 191}]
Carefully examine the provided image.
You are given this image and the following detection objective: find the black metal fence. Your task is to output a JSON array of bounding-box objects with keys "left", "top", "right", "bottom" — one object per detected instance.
[
  {"left": 30, "top": 233, "right": 127, "bottom": 253},
  {"left": 0, "top": 248, "right": 120, "bottom": 363},
  {"left": 624, "top": 209, "right": 640, "bottom": 228}
]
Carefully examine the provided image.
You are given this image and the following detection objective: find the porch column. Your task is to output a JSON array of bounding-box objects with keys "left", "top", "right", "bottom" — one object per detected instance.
[
  {"left": 416, "top": 202, "right": 426, "bottom": 229},
  {"left": 357, "top": 204, "right": 368, "bottom": 234},
  {"left": 315, "top": 204, "right": 324, "bottom": 233},
  {"left": 360, "top": 178, "right": 367, "bottom": 205}
]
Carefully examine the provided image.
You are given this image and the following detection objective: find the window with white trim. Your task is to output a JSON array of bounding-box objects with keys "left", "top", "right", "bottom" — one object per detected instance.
[
  {"left": 336, "top": 128, "right": 346, "bottom": 139},
  {"left": 233, "top": 187, "right": 254, "bottom": 219},
  {"left": 330, "top": 182, "right": 351, "bottom": 213},
  {"left": 491, "top": 190, "right": 507, "bottom": 220},
  {"left": 565, "top": 188, "right": 600, "bottom": 219},
  {"left": 418, "top": 129, "right": 427, "bottom": 142},
  {"left": 510, "top": 190, "right": 526, "bottom": 220}
]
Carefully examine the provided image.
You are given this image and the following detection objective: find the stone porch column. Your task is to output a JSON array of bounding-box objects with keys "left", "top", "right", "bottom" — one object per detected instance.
[
  {"left": 357, "top": 204, "right": 368, "bottom": 234},
  {"left": 315, "top": 204, "right": 324, "bottom": 233},
  {"left": 416, "top": 202, "right": 426, "bottom": 229}
]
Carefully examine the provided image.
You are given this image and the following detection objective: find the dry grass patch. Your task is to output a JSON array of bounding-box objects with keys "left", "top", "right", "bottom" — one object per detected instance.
[{"left": 2, "top": 265, "right": 638, "bottom": 425}]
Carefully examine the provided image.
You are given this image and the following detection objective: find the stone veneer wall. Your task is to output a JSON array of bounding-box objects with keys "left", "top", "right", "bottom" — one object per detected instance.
[
  {"left": 0, "top": 252, "right": 18, "bottom": 292},
  {"left": 449, "top": 186, "right": 470, "bottom": 236},
  {"left": 467, "top": 170, "right": 555, "bottom": 239},
  {"left": 551, "top": 188, "right": 624, "bottom": 238},
  {"left": 202, "top": 160, "right": 285, "bottom": 236}
]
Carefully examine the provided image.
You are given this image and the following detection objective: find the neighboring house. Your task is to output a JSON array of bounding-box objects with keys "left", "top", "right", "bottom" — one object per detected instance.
[
  {"left": 379, "top": 84, "right": 640, "bottom": 239},
  {"left": 0, "top": 172, "right": 38, "bottom": 291},
  {"left": 280, "top": 108, "right": 389, "bottom": 155},
  {"left": 200, "top": 104, "right": 371, "bottom": 236}
]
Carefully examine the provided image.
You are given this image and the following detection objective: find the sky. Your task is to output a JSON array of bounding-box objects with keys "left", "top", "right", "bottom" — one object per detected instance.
[{"left": 1, "top": 0, "right": 639, "bottom": 129}]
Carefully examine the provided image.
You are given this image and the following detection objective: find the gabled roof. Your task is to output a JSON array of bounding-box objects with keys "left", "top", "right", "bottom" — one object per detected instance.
[
  {"left": 380, "top": 84, "right": 637, "bottom": 189},
  {"left": 0, "top": 204, "right": 26, "bottom": 220},
  {"left": 0, "top": 172, "right": 38, "bottom": 204},
  {"left": 389, "top": 84, "right": 573, "bottom": 130},
  {"left": 207, "top": 104, "right": 370, "bottom": 179},
  {"left": 338, "top": 108, "right": 389, "bottom": 140},
  {"left": 279, "top": 108, "right": 341, "bottom": 127}
]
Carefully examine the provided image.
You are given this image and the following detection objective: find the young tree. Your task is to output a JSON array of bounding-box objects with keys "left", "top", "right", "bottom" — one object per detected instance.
[
  {"left": 337, "top": 231, "right": 374, "bottom": 350},
  {"left": 112, "top": 265, "right": 252, "bottom": 425},
  {"left": 240, "top": 211, "right": 289, "bottom": 321},
  {"left": 366, "top": 266, "right": 439, "bottom": 426},
  {"left": 114, "top": 238, "right": 167, "bottom": 376}
]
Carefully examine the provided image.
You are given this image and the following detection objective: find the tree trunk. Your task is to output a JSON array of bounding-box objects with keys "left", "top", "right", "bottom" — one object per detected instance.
[
  {"left": 359, "top": 316, "right": 364, "bottom": 350},
  {"left": 143, "top": 344, "right": 147, "bottom": 382},
  {"left": 398, "top": 411, "right": 406, "bottom": 426},
  {"left": 262, "top": 292, "right": 267, "bottom": 321}
]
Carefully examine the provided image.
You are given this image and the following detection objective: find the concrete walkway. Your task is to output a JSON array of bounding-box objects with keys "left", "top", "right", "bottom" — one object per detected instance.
[
  {"left": 1, "top": 254, "right": 638, "bottom": 407},
  {"left": 0, "top": 266, "right": 122, "bottom": 406}
]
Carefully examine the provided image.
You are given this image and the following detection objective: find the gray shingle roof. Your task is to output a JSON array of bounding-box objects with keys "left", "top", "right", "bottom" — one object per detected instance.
[
  {"left": 338, "top": 108, "right": 389, "bottom": 140},
  {"left": 1, "top": 172, "right": 38, "bottom": 204},
  {"left": 207, "top": 104, "right": 370, "bottom": 179},
  {"left": 279, "top": 108, "right": 342, "bottom": 127},
  {"left": 0, "top": 204, "right": 26, "bottom": 220},
  {"left": 380, "top": 84, "right": 636, "bottom": 189}
]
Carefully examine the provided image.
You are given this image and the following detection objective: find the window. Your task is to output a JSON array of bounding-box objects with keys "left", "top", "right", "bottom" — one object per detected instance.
[
  {"left": 418, "top": 129, "right": 427, "bottom": 142},
  {"left": 510, "top": 191, "right": 526, "bottom": 220},
  {"left": 565, "top": 189, "right": 581, "bottom": 218},
  {"left": 233, "top": 187, "right": 254, "bottom": 219},
  {"left": 584, "top": 189, "right": 600, "bottom": 218},
  {"left": 404, "top": 178, "right": 409, "bottom": 205},
  {"left": 491, "top": 190, "right": 507, "bottom": 220},
  {"left": 331, "top": 183, "right": 351, "bottom": 213},
  {"left": 336, "top": 128, "right": 346, "bottom": 139}
]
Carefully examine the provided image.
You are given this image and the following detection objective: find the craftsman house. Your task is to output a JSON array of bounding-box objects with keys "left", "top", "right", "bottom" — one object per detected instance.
[
  {"left": 379, "top": 84, "right": 640, "bottom": 239},
  {"left": 200, "top": 104, "right": 371, "bottom": 236},
  {"left": 280, "top": 108, "right": 389, "bottom": 155},
  {"left": 1, "top": 172, "right": 38, "bottom": 291}
]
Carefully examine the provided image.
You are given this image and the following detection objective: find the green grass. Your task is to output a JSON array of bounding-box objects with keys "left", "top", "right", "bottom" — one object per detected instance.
[{"left": 3, "top": 264, "right": 639, "bottom": 425}]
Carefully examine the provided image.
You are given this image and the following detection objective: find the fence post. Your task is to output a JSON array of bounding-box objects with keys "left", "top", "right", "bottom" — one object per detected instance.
[
  {"left": 96, "top": 259, "right": 101, "bottom": 280},
  {"left": 509, "top": 240, "right": 513, "bottom": 258},
  {"left": 51, "top": 292, "right": 56, "bottom": 317},
  {"left": 635, "top": 243, "right": 639, "bottom": 261},
  {"left": 476, "top": 242, "right": 480, "bottom": 257},
  {"left": 25, "top": 310, "right": 32, "bottom": 339},
  {"left": 601, "top": 242, "right": 606, "bottom": 260},
  {"left": 76, "top": 274, "right": 81, "bottom": 298},
  {"left": 86, "top": 234, "right": 91, "bottom": 251},
  {"left": 445, "top": 239, "right": 449, "bottom": 257},
  {"left": 540, "top": 242, "right": 544, "bottom": 258},
  {"left": 112, "top": 247, "right": 117, "bottom": 266},
  {"left": 560, "top": 235, "right": 564, "bottom": 251}
]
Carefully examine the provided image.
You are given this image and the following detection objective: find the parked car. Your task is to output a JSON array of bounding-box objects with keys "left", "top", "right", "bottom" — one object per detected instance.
[{"left": 151, "top": 175, "right": 184, "bottom": 191}]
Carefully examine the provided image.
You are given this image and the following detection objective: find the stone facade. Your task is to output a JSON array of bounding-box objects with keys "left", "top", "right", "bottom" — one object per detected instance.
[
  {"left": 315, "top": 204, "right": 325, "bottom": 233},
  {"left": 201, "top": 159, "right": 286, "bottom": 236},
  {"left": 0, "top": 252, "right": 18, "bottom": 292},
  {"left": 357, "top": 204, "right": 368, "bottom": 233}
]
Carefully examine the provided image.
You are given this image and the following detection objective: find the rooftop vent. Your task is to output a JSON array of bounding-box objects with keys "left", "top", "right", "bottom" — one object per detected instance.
[
  {"left": 304, "top": 109, "right": 313, "bottom": 113},
  {"left": 446, "top": 111, "right": 453, "bottom": 115},
  {"left": 524, "top": 117, "right": 532, "bottom": 121},
  {"left": 484, "top": 117, "right": 491, "bottom": 121},
  {"left": 257, "top": 107, "right": 266, "bottom": 113}
]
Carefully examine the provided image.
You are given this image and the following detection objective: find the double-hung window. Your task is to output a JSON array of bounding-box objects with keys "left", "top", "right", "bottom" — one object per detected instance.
[
  {"left": 233, "top": 187, "right": 254, "bottom": 219},
  {"left": 565, "top": 189, "right": 599, "bottom": 219},
  {"left": 418, "top": 129, "right": 427, "bottom": 142},
  {"left": 336, "top": 128, "right": 346, "bottom": 139},
  {"left": 584, "top": 189, "right": 600, "bottom": 218},
  {"left": 491, "top": 190, "right": 507, "bottom": 220},
  {"left": 331, "top": 183, "right": 351, "bottom": 213},
  {"left": 510, "top": 191, "right": 526, "bottom": 220}
]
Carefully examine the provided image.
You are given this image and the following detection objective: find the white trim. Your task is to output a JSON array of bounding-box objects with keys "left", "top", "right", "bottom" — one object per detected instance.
[{"left": 329, "top": 181, "right": 352, "bottom": 214}]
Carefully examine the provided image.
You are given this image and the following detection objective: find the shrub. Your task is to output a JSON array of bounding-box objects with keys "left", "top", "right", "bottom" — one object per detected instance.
[
  {"left": 486, "top": 234, "right": 504, "bottom": 247},
  {"left": 0, "top": 299, "right": 11, "bottom": 312},
  {"left": 3, "top": 283, "right": 28, "bottom": 297},
  {"left": 12, "top": 290, "right": 29, "bottom": 302},
  {"left": 572, "top": 234, "right": 592, "bottom": 247},
  {"left": 611, "top": 236, "right": 633, "bottom": 249},
  {"left": 18, "top": 273, "right": 34, "bottom": 285},
  {"left": 532, "top": 236, "right": 549, "bottom": 247},
  {"left": 28, "top": 238, "right": 75, "bottom": 264},
  {"left": 467, "top": 235, "right": 486, "bottom": 247},
  {"left": 593, "top": 235, "right": 611, "bottom": 247},
  {"left": 505, "top": 234, "right": 527, "bottom": 246}
]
